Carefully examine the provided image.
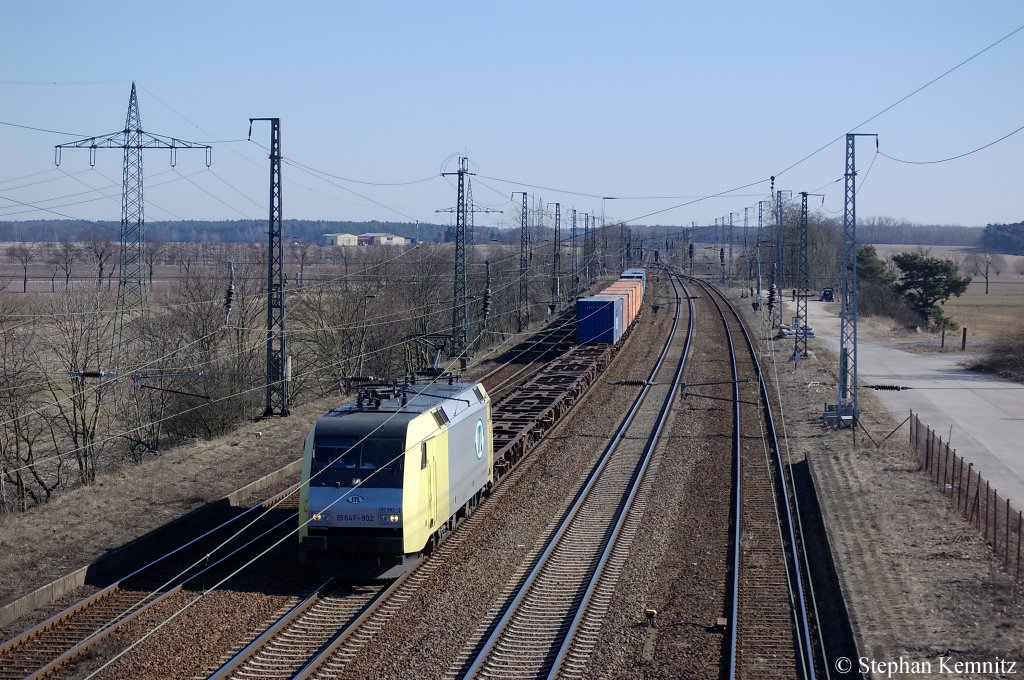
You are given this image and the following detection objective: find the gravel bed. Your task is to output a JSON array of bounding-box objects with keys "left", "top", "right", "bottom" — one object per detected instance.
[
  {"left": 580, "top": 279, "right": 736, "bottom": 678},
  {"left": 65, "top": 572, "right": 300, "bottom": 680},
  {"left": 331, "top": 278, "right": 675, "bottom": 679},
  {"left": 0, "top": 585, "right": 100, "bottom": 643}
]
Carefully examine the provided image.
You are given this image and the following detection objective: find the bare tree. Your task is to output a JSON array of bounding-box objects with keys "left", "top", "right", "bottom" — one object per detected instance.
[
  {"left": 82, "top": 228, "right": 116, "bottom": 289},
  {"left": 290, "top": 240, "right": 316, "bottom": 287},
  {"left": 0, "top": 324, "right": 63, "bottom": 511},
  {"left": 964, "top": 251, "right": 1006, "bottom": 295},
  {"left": 6, "top": 243, "right": 35, "bottom": 292},
  {"left": 53, "top": 235, "right": 79, "bottom": 291},
  {"left": 40, "top": 292, "right": 114, "bottom": 485},
  {"left": 144, "top": 238, "right": 167, "bottom": 290}
]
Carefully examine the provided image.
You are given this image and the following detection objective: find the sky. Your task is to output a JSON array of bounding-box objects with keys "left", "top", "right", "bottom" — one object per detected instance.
[{"left": 1, "top": 1, "right": 1022, "bottom": 232}]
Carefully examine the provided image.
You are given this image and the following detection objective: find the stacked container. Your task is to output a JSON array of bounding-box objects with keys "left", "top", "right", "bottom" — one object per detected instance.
[
  {"left": 620, "top": 268, "right": 647, "bottom": 296},
  {"left": 576, "top": 271, "right": 645, "bottom": 346}
]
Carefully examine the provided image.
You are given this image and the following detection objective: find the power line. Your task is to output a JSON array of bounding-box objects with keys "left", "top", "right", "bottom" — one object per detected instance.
[
  {"left": 772, "top": 22, "right": 1024, "bottom": 180},
  {"left": 880, "top": 124, "right": 1024, "bottom": 164}
]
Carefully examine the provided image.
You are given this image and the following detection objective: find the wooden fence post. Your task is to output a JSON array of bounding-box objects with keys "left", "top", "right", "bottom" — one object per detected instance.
[
  {"left": 957, "top": 456, "right": 964, "bottom": 511},
  {"left": 1006, "top": 498, "right": 1011, "bottom": 567},
  {"left": 942, "top": 445, "right": 950, "bottom": 495},
  {"left": 1017, "top": 510, "right": 1022, "bottom": 581}
]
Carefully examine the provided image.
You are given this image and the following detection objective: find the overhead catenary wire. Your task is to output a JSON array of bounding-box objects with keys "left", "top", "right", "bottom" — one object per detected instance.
[{"left": 879, "top": 124, "right": 1024, "bottom": 165}]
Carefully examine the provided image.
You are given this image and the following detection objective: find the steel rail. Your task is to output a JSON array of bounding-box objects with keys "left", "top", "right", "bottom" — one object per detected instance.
[
  {"left": 460, "top": 270, "right": 686, "bottom": 678},
  {"left": 545, "top": 268, "right": 694, "bottom": 678},
  {"left": 0, "top": 488, "right": 300, "bottom": 678},
  {"left": 689, "top": 275, "right": 817, "bottom": 680}
]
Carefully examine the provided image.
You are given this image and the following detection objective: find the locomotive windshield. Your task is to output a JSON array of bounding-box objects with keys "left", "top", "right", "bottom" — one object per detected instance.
[{"left": 311, "top": 435, "right": 404, "bottom": 488}]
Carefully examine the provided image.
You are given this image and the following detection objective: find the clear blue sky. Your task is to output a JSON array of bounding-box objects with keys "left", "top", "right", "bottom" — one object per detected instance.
[{"left": 1, "top": 1, "right": 1022, "bottom": 231}]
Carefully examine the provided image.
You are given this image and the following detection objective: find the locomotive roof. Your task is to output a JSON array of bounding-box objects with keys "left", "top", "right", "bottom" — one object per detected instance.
[{"left": 316, "top": 381, "right": 483, "bottom": 437}]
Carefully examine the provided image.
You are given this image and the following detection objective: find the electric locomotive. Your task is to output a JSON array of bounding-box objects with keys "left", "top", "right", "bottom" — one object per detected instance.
[{"left": 299, "top": 378, "right": 492, "bottom": 576}]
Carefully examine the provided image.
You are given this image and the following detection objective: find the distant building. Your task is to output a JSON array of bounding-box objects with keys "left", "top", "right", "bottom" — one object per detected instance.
[
  {"left": 358, "top": 232, "right": 408, "bottom": 246},
  {"left": 324, "top": 233, "right": 358, "bottom": 246}
]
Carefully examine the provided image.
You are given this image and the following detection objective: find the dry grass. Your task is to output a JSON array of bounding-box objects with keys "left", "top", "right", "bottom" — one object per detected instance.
[{"left": 869, "top": 244, "right": 1024, "bottom": 341}]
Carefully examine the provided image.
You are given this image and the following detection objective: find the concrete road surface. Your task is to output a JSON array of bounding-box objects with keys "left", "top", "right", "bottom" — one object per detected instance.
[{"left": 790, "top": 299, "right": 1024, "bottom": 506}]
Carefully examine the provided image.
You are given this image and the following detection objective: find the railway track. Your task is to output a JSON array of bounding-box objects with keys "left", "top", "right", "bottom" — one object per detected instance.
[
  {"left": 210, "top": 334, "right": 621, "bottom": 680},
  {"left": 205, "top": 579, "right": 387, "bottom": 679},
  {"left": 0, "top": 489, "right": 300, "bottom": 680},
  {"left": 446, "top": 271, "right": 691, "bottom": 679},
  {"left": 686, "top": 276, "right": 820, "bottom": 680},
  {"left": 478, "top": 311, "right": 578, "bottom": 402}
]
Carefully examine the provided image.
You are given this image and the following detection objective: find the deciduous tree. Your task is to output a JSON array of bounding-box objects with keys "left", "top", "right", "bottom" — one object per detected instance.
[{"left": 6, "top": 243, "right": 34, "bottom": 292}]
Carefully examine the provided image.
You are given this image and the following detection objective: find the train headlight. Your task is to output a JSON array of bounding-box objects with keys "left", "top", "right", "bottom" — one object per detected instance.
[
  {"left": 388, "top": 514, "right": 400, "bottom": 523},
  {"left": 312, "top": 512, "right": 322, "bottom": 521}
]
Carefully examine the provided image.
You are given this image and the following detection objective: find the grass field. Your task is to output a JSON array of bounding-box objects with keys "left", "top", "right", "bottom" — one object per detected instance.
[{"left": 872, "top": 244, "right": 1024, "bottom": 341}]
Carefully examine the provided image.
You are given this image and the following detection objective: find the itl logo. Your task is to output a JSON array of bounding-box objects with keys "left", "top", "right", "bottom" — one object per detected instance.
[{"left": 347, "top": 496, "right": 364, "bottom": 504}]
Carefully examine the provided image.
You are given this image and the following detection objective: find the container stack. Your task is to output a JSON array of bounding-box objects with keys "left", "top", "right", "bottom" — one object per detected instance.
[{"left": 576, "top": 270, "right": 645, "bottom": 345}]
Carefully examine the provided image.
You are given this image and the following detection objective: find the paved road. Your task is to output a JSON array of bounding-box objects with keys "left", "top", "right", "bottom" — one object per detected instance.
[{"left": 792, "top": 299, "right": 1024, "bottom": 506}]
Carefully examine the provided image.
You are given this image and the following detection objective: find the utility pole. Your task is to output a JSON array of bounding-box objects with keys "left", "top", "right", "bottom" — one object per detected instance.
[
  {"left": 728, "top": 212, "right": 734, "bottom": 284},
  {"left": 583, "top": 212, "right": 591, "bottom": 284},
  {"left": 570, "top": 208, "right": 578, "bottom": 297},
  {"left": 775, "top": 190, "right": 784, "bottom": 321},
  {"left": 514, "top": 192, "right": 529, "bottom": 332},
  {"left": 441, "top": 156, "right": 472, "bottom": 367},
  {"left": 773, "top": 188, "right": 792, "bottom": 327},
  {"left": 756, "top": 201, "right": 764, "bottom": 299},
  {"left": 55, "top": 83, "right": 211, "bottom": 360},
  {"left": 249, "top": 118, "right": 288, "bottom": 417},
  {"left": 549, "top": 203, "right": 561, "bottom": 313},
  {"left": 794, "top": 192, "right": 824, "bottom": 361},
  {"left": 743, "top": 207, "right": 750, "bottom": 281},
  {"left": 831, "top": 133, "right": 878, "bottom": 427}
]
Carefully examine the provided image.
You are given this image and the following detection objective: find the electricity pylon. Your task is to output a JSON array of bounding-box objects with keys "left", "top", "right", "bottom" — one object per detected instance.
[{"left": 55, "top": 82, "right": 211, "bottom": 359}]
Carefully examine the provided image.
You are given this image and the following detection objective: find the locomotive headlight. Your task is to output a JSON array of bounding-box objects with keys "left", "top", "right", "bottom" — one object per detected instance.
[
  {"left": 388, "top": 513, "right": 400, "bottom": 523},
  {"left": 312, "top": 512, "right": 322, "bottom": 521}
]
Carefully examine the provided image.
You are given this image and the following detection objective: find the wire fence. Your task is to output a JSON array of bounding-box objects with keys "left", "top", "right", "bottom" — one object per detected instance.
[{"left": 910, "top": 411, "right": 1022, "bottom": 583}]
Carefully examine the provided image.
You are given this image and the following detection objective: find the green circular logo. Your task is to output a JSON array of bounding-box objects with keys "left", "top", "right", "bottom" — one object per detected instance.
[{"left": 475, "top": 418, "right": 485, "bottom": 460}]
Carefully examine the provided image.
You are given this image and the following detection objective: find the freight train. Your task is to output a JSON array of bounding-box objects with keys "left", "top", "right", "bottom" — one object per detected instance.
[{"left": 299, "top": 269, "right": 644, "bottom": 576}]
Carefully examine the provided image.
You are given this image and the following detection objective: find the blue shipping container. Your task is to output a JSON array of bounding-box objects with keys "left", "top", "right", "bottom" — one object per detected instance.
[{"left": 577, "top": 295, "right": 623, "bottom": 345}]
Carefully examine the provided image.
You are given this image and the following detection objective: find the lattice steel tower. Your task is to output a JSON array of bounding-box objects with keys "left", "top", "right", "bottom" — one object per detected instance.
[
  {"left": 832, "top": 133, "right": 878, "bottom": 426},
  {"left": 794, "top": 192, "right": 823, "bottom": 360},
  {"left": 55, "top": 83, "right": 210, "bottom": 357},
  {"left": 570, "top": 208, "right": 578, "bottom": 296},
  {"left": 550, "top": 203, "right": 561, "bottom": 312},
  {"left": 249, "top": 118, "right": 288, "bottom": 416},
  {"left": 515, "top": 192, "right": 529, "bottom": 332},
  {"left": 442, "top": 157, "right": 472, "bottom": 366}
]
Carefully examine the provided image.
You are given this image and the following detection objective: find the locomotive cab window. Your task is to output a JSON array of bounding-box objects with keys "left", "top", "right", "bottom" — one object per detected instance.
[{"left": 312, "top": 435, "right": 404, "bottom": 488}]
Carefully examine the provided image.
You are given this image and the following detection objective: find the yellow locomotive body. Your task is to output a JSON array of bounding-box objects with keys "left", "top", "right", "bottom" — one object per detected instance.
[{"left": 299, "top": 381, "right": 492, "bottom": 574}]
